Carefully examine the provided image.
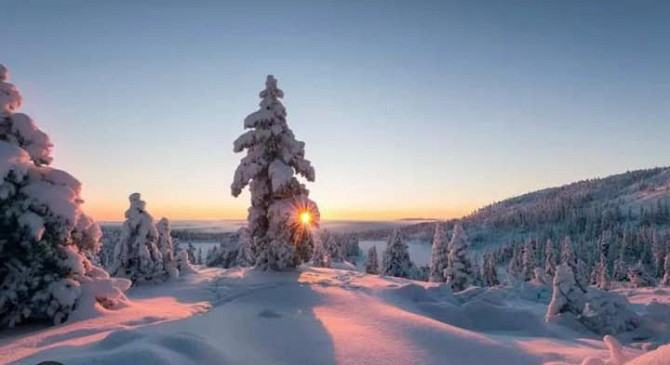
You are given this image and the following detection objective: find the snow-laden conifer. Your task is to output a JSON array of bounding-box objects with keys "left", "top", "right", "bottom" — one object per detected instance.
[
  {"left": 109, "top": 193, "right": 166, "bottom": 283},
  {"left": 481, "top": 251, "right": 499, "bottom": 286},
  {"left": 310, "top": 234, "right": 331, "bottom": 268},
  {"left": 444, "top": 224, "right": 473, "bottom": 291},
  {"left": 522, "top": 238, "right": 537, "bottom": 282},
  {"left": 231, "top": 75, "right": 319, "bottom": 271},
  {"left": 544, "top": 239, "right": 557, "bottom": 278},
  {"left": 155, "top": 217, "right": 179, "bottom": 279},
  {"left": 661, "top": 253, "right": 670, "bottom": 286},
  {"left": 365, "top": 246, "right": 379, "bottom": 274},
  {"left": 381, "top": 228, "right": 412, "bottom": 278},
  {"left": 429, "top": 222, "right": 449, "bottom": 282},
  {"left": 547, "top": 263, "right": 586, "bottom": 320},
  {"left": 0, "top": 64, "right": 128, "bottom": 327},
  {"left": 235, "top": 227, "right": 255, "bottom": 267}
]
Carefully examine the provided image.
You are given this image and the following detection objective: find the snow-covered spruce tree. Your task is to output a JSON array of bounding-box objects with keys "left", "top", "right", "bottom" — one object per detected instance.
[
  {"left": 547, "top": 263, "right": 586, "bottom": 321},
  {"left": 0, "top": 64, "right": 129, "bottom": 327},
  {"left": 310, "top": 234, "right": 331, "bottom": 268},
  {"left": 365, "top": 246, "right": 379, "bottom": 274},
  {"left": 155, "top": 217, "right": 179, "bottom": 279},
  {"left": 521, "top": 238, "right": 537, "bottom": 282},
  {"left": 482, "top": 251, "right": 499, "bottom": 286},
  {"left": 661, "top": 253, "right": 670, "bottom": 286},
  {"left": 593, "top": 254, "right": 610, "bottom": 290},
  {"left": 109, "top": 193, "right": 166, "bottom": 284},
  {"left": 444, "top": 224, "right": 473, "bottom": 291},
  {"left": 231, "top": 75, "right": 319, "bottom": 271},
  {"left": 612, "top": 258, "right": 628, "bottom": 282},
  {"left": 429, "top": 222, "right": 449, "bottom": 282},
  {"left": 506, "top": 244, "right": 523, "bottom": 284},
  {"left": 381, "top": 228, "right": 412, "bottom": 278},
  {"left": 544, "top": 239, "right": 557, "bottom": 278},
  {"left": 323, "top": 230, "right": 344, "bottom": 263}
]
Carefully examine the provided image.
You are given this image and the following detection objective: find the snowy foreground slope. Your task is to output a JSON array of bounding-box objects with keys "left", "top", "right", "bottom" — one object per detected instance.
[{"left": 1, "top": 267, "right": 669, "bottom": 365}]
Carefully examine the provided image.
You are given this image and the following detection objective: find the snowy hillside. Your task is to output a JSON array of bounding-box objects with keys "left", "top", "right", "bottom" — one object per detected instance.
[{"left": 3, "top": 267, "right": 669, "bottom": 365}]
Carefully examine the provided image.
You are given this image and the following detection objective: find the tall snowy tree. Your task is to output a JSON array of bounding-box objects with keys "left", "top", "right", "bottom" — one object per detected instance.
[
  {"left": 365, "top": 246, "right": 379, "bottom": 275},
  {"left": 231, "top": 75, "right": 319, "bottom": 271},
  {"left": 481, "top": 251, "right": 500, "bottom": 286},
  {"left": 444, "top": 224, "right": 473, "bottom": 292},
  {"left": 592, "top": 253, "right": 610, "bottom": 290},
  {"left": 429, "top": 222, "right": 449, "bottom": 282},
  {"left": 381, "top": 228, "right": 412, "bottom": 278},
  {"left": 109, "top": 193, "right": 166, "bottom": 284},
  {"left": 506, "top": 244, "right": 523, "bottom": 284},
  {"left": 0, "top": 64, "right": 128, "bottom": 327}
]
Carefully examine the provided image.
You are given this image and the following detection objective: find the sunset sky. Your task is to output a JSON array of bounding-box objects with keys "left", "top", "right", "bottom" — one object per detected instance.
[{"left": 4, "top": 0, "right": 669, "bottom": 221}]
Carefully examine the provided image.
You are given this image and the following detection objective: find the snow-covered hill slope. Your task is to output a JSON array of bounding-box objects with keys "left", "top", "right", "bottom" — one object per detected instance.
[{"left": 2, "top": 267, "right": 669, "bottom": 365}]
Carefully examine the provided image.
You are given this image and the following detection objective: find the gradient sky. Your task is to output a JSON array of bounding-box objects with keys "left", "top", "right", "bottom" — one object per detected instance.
[{"left": 4, "top": 0, "right": 670, "bottom": 221}]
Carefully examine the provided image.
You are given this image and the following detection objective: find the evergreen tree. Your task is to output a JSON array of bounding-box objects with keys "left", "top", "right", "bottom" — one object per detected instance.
[
  {"left": 506, "top": 244, "right": 523, "bottom": 284},
  {"left": 522, "top": 238, "right": 537, "bottom": 282},
  {"left": 544, "top": 239, "right": 557, "bottom": 278},
  {"left": 593, "top": 254, "right": 610, "bottom": 290},
  {"left": 481, "top": 251, "right": 499, "bottom": 286},
  {"left": 627, "top": 261, "right": 655, "bottom": 288},
  {"left": 429, "top": 222, "right": 449, "bottom": 282},
  {"left": 661, "top": 253, "right": 670, "bottom": 286},
  {"left": 381, "top": 228, "right": 412, "bottom": 278},
  {"left": 612, "top": 258, "right": 628, "bottom": 282},
  {"left": 444, "top": 224, "right": 473, "bottom": 291},
  {"left": 365, "top": 246, "right": 379, "bottom": 274},
  {"left": 156, "top": 218, "right": 179, "bottom": 279},
  {"left": 109, "top": 193, "right": 165, "bottom": 283},
  {"left": 310, "top": 234, "right": 331, "bottom": 268},
  {"left": 0, "top": 64, "right": 127, "bottom": 326},
  {"left": 547, "top": 263, "right": 585, "bottom": 320},
  {"left": 231, "top": 75, "right": 319, "bottom": 271}
]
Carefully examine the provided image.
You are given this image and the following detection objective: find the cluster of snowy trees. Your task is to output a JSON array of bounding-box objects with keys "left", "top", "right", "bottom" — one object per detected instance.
[
  {"left": 0, "top": 64, "right": 129, "bottom": 327},
  {"left": 489, "top": 227, "right": 670, "bottom": 289},
  {"left": 106, "top": 194, "right": 195, "bottom": 284},
  {"left": 427, "top": 224, "right": 475, "bottom": 291}
]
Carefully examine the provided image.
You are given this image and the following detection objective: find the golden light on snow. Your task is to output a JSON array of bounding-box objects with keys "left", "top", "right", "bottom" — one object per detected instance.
[{"left": 299, "top": 211, "right": 312, "bottom": 225}]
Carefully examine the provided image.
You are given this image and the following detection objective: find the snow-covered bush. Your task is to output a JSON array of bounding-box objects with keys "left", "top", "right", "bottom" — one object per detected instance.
[
  {"left": 109, "top": 193, "right": 166, "bottom": 284},
  {"left": 0, "top": 64, "right": 128, "bottom": 327},
  {"left": 231, "top": 75, "right": 319, "bottom": 271},
  {"left": 444, "top": 224, "right": 473, "bottom": 292},
  {"left": 582, "top": 288, "right": 640, "bottom": 335},
  {"left": 365, "top": 246, "right": 379, "bottom": 274},
  {"left": 381, "top": 228, "right": 412, "bottom": 278},
  {"left": 429, "top": 222, "right": 448, "bottom": 282}
]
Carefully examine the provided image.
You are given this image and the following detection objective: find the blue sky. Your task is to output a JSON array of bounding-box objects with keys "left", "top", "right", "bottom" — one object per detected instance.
[{"left": 4, "top": 0, "right": 670, "bottom": 220}]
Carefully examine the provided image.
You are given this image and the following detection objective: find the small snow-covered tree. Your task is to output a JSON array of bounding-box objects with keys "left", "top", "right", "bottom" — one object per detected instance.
[
  {"left": 544, "top": 239, "right": 556, "bottom": 278},
  {"left": 109, "top": 193, "right": 165, "bottom": 284},
  {"left": 661, "top": 253, "right": 670, "bottom": 286},
  {"left": 365, "top": 246, "right": 379, "bottom": 274},
  {"left": 322, "top": 231, "right": 344, "bottom": 263},
  {"left": 522, "top": 238, "right": 537, "bottom": 282},
  {"left": 547, "top": 263, "right": 586, "bottom": 320},
  {"left": 235, "top": 227, "right": 255, "bottom": 267},
  {"left": 593, "top": 254, "right": 610, "bottom": 290},
  {"left": 506, "top": 244, "right": 523, "bottom": 284},
  {"left": 0, "top": 64, "right": 128, "bottom": 327},
  {"left": 343, "top": 235, "right": 361, "bottom": 260},
  {"left": 310, "top": 235, "right": 331, "bottom": 268},
  {"left": 156, "top": 217, "right": 179, "bottom": 279},
  {"left": 429, "top": 222, "right": 449, "bottom": 282},
  {"left": 381, "top": 228, "right": 412, "bottom": 278},
  {"left": 444, "top": 224, "right": 473, "bottom": 291},
  {"left": 481, "top": 251, "right": 499, "bottom": 286},
  {"left": 231, "top": 75, "right": 319, "bottom": 271}
]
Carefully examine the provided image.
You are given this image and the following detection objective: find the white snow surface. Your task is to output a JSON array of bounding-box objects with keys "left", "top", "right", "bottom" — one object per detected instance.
[{"left": 1, "top": 267, "right": 669, "bottom": 365}]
